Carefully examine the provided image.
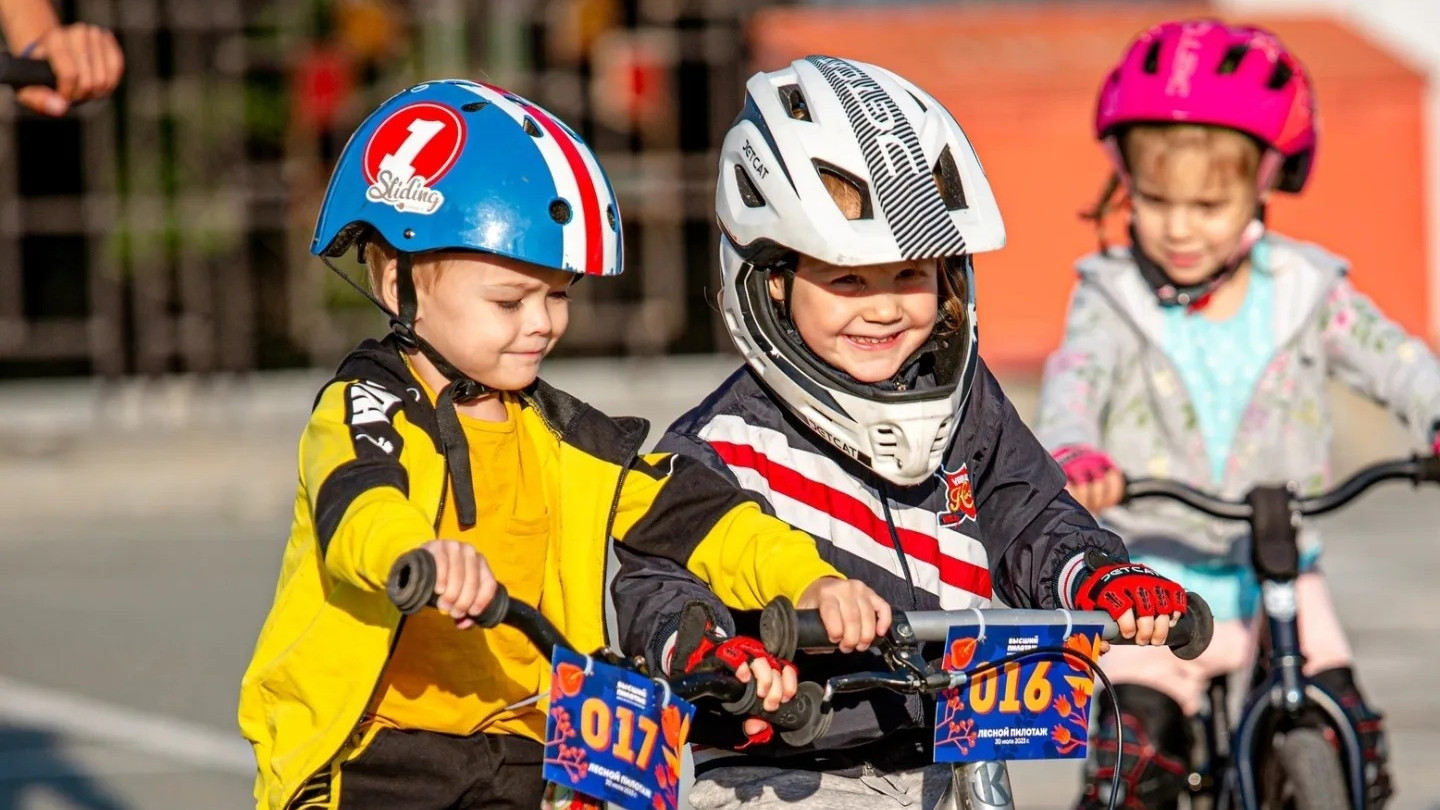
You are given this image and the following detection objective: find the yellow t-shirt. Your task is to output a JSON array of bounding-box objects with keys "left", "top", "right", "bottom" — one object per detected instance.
[{"left": 371, "top": 393, "right": 552, "bottom": 739}]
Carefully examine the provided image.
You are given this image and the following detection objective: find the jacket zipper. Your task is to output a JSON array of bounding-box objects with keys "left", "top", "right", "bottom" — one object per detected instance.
[
  {"left": 601, "top": 460, "right": 633, "bottom": 648},
  {"left": 517, "top": 389, "right": 646, "bottom": 651},
  {"left": 285, "top": 468, "right": 450, "bottom": 810},
  {"left": 599, "top": 426, "right": 647, "bottom": 650},
  {"left": 877, "top": 482, "right": 920, "bottom": 610}
]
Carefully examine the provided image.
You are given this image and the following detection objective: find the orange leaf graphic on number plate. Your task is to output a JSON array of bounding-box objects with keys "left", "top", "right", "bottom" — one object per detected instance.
[
  {"left": 661, "top": 703, "right": 687, "bottom": 749},
  {"left": 556, "top": 662, "right": 586, "bottom": 698},
  {"left": 948, "top": 637, "right": 978, "bottom": 670},
  {"left": 1063, "top": 633, "right": 1098, "bottom": 672}
]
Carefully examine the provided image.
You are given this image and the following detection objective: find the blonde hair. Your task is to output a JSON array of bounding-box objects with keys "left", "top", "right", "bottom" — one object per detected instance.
[
  {"left": 1083, "top": 124, "right": 1264, "bottom": 249},
  {"left": 362, "top": 238, "right": 446, "bottom": 302},
  {"left": 820, "top": 172, "right": 865, "bottom": 221},
  {"left": 363, "top": 240, "right": 394, "bottom": 293},
  {"left": 816, "top": 167, "right": 970, "bottom": 335}
]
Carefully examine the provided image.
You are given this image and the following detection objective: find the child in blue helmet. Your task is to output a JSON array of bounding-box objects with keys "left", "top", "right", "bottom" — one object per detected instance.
[{"left": 237, "top": 80, "right": 890, "bottom": 810}]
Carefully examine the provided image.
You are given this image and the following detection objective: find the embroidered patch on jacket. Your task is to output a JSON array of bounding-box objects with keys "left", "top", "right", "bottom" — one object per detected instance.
[{"left": 937, "top": 463, "right": 978, "bottom": 526}]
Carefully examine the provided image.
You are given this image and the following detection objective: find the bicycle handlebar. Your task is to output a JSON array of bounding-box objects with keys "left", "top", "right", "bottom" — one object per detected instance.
[
  {"left": 761, "top": 591, "right": 1214, "bottom": 662},
  {"left": 385, "top": 549, "right": 830, "bottom": 745},
  {"left": 1123, "top": 455, "right": 1440, "bottom": 520},
  {"left": 0, "top": 55, "right": 56, "bottom": 89}
]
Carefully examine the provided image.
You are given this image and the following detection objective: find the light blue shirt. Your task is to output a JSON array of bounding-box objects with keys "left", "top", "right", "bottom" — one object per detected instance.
[{"left": 1162, "top": 241, "right": 1275, "bottom": 484}]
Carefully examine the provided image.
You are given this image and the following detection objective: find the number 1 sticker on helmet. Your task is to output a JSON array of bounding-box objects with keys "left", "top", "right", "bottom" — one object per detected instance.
[{"left": 362, "top": 102, "right": 466, "bottom": 215}]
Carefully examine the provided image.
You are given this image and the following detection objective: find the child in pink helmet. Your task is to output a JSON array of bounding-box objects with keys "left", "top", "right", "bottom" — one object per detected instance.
[{"left": 1036, "top": 19, "right": 1440, "bottom": 809}]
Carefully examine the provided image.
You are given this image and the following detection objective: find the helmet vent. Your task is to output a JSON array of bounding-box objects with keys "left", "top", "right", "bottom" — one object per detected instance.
[
  {"left": 778, "top": 84, "right": 811, "bottom": 121},
  {"left": 1217, "top": 44, "right": 1249, "bottom": 75},
  {"left": 931, "top": 417, "right": 952, "bottom": 455},
  {"left": 813, "top": 160, "right": 874, "bottom": 220},
  {"left": 932, "top": 146, "right": 968, "bottom": 211},
  {"left": 871, "top": 425, "right": 899, "bottom": 458},
  {"left": 1143, "top": 40, "right": 1163, "bottom": 74},
  {"left": 1267, "top": 60, "right": 1294, "bottom": 90},
  {"left": 734, "top": 165, "right": 766, "bottom": 208},
  {"left": 606, "top": 203, "right": 619, "bottom": 231},
  {"left": 549, "top": 199, "right": 572, "bottom": 224},
  {"left": 523, "top": 116, "right": 544, "bottom": 138}
]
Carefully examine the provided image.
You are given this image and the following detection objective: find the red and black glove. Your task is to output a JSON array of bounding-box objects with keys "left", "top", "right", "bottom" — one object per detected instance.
[
  {"left": 1074, "top": 561, "right": 1187, "bottom": 621},
  {"left": 670, "top": 601, "right": 792, "bottom": 748}
]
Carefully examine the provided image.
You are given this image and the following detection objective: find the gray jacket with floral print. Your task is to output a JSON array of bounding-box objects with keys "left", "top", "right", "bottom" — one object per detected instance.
[{"left": 1035, "top": 233, "right": 1440, "bottom": 560}]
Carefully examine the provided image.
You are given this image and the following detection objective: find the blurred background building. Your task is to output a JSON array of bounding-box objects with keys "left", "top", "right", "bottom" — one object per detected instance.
[
  {"left": 1, "top": 0, "right": 1436, "bottom": 381},
  {"left": 0, "top": 0, "right": 773, "bottom": 379}
]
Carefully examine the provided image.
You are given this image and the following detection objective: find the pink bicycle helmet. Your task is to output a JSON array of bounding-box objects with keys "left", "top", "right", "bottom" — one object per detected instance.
[{"left": 1095, "top": 19, "right": 1317, "bottom": 193}]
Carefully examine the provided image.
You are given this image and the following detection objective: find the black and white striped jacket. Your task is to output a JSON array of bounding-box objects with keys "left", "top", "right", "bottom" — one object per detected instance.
[{"left": 611, "top": 357, "right": 1128, "bottom": 763}]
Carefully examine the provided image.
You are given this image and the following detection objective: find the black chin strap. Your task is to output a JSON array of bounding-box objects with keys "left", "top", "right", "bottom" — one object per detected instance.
[
  {"left": 1128, "top": 224, "right": 1235, "bottom": 311},
  {"left": 324, "top": 250, "right": 485, "bottom": 527},
  {"left": 1128, "top": 209, "right": 1266, "bottom": 312}
]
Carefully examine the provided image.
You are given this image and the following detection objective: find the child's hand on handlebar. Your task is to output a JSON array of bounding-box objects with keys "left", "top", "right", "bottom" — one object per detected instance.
[
  {"left": 419, "top": 539, "right": 497, "bottom": 629},
  {"left": 670, "top": 601, "right": 798, "bottom": 746},
  {"left": 735, "top": 657, "right": 798, "bottom": 741},
  {"left": 796, "top": 577, "right": 892, "bottom": 653},
  {"left": 1075, "top": 561, "right": 1187, "bottom": 647},
  {"left": 1053, "top": 445, "right": 1126, "bottom": 514}
]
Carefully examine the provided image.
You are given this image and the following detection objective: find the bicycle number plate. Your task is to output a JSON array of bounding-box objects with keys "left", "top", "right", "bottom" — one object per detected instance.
[
  {"left": 543, "top": 646, "right": 696, "bottom": 810},
  {"left": 933, "top": 622, "right": 1104, "bottom": 762}
]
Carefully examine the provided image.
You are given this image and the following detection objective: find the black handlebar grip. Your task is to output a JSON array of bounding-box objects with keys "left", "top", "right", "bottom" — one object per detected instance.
[
  {"left": 386, "top": 548, "right": 511, "bottom": 628},
  {"left": 720, "top": 680, "right": 830, "bottom": 747},
  {"left": 387, "top": 548, "right": 438, "bottom": 614},
  {"left": 0, "top": 55, "right": 56, "bottom": 89},
  {"left": 759, "top": 595, "right": 798, "bottom": 658},
  {"left": 1418, "top": 454, "right": 1440, "bottom": 484},
  {"left": 1170, "top": 591, "right": 1213, "bottom": 661},
  {"left": 760, "top": 595, "right": 834, "bottom": 656}
]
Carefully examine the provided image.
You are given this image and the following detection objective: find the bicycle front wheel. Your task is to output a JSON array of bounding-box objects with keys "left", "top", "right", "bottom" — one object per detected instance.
[{"left": 1262, "top": 728, "right": 1351, "bottom": 810}]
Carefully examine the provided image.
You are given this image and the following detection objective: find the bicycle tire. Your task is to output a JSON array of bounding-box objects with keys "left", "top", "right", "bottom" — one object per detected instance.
[{"left": 1263, "top": 728, "right": 1350, "bottom": 810}]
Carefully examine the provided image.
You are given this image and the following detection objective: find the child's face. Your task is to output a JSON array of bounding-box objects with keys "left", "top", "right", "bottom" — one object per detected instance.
[
  {"left": 771, "top": 257, "right": 939, "bottom": 384},
  {"left": 1128, "top": 137, "right": 1260, "bottom": 286},
  {"left": 382, "top": 251, "right": 572, "bottom": 391}
]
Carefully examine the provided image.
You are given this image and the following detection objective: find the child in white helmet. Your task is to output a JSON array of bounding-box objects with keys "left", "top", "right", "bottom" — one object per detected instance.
[{"left": 611, "top": 56, "right": 1196, "bottom": 810}]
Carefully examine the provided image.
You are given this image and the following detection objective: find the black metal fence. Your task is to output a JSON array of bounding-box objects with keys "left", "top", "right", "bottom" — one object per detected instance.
[{"left": 1, "top": 0, "right": 767, "bottom": 377}]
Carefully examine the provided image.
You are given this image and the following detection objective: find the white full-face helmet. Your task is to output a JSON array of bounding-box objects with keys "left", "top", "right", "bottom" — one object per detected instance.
[{"left": 717, "top": 55, "right": 1006, "bottom": 486}]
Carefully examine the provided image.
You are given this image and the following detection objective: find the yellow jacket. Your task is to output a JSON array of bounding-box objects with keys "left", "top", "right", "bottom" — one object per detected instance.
[{"left": 237, "top": 338, "right": 842, "bottom": 809}]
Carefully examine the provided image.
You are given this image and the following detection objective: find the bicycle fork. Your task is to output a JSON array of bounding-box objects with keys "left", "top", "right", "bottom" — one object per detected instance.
[
  {"left": 1230, "top": 579, "right": 1367, "bottom": 810},
  {"left": 938, "top": 761, "right": 1017, "bottom": 810}
]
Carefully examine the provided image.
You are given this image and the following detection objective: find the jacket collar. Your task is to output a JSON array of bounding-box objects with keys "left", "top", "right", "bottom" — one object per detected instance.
[
  {"left": 325, "top": 335, "right": 651, "bottom": 464},
  {"left": 1075, "top": 234, "right": 1346, "bottom": 350}
]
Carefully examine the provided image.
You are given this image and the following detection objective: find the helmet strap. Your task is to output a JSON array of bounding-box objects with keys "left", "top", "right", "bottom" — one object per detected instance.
[
  {"left": 1128, "top": 217, "right": 1265, "bottom": 312},
  {"left": 322, "top": 248, "right": 487, "bottom": 527},
  {"left": 781, "top": 267, "right": 796, "bottom": 322}
]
